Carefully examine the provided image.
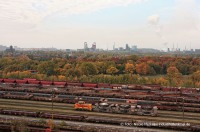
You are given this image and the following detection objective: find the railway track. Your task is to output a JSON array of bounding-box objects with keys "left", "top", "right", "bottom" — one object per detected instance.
[
  {"left": 0, "top": 115, "right": 185, "bottom": 132},
  {"left": 0, "top": 100, "right": 70, "bottom": 109},
  {"left": 1, "top": 90, "right": 200, "bottom": 114},
  {"left": 1, "top": 98, "right": 200, "bottom": 116},
  {"left": 1, "top": 99, "right": 200, "bottom": 123}
]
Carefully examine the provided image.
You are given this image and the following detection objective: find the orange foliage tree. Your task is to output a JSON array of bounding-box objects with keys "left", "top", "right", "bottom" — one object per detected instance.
[
  {"left": 106, "top": 66, "right": 119, "bottom": 75},
  {"left": 167, "top": 66, "right": 182, "bottom": 86},
  {"left": 135, "top": 62, "right": 150, "bottom": 75},
  {"left": 191, "top": 70, "right": 200, "bottom": 87},
  {"left": 125, "top": 63, "right": 135, "bottom": 75}
]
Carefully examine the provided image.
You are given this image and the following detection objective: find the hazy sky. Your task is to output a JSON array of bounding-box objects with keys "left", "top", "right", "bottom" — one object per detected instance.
[{"left": 0, "top": 0, "right": 200, "bottom": 50}]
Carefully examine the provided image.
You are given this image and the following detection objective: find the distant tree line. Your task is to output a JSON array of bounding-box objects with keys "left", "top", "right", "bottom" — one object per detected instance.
[{"left": 0, "top": 52, "right": 200, "bottom": 88}]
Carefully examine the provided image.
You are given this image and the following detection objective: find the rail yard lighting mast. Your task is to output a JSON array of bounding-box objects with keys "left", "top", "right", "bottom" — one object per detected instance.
[
  {"left": 48, "top": 87, "right": 58, "bottom": 130},
  {"left": 182, "top": 97, "right": 185, "bottom": 120},
  {"left": 51, "top": 88, "right": 58, "bottom": 120}
]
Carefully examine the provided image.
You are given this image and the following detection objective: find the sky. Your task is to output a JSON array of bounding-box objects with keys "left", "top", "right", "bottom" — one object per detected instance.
[{"left": 0, "top": 0, "right": 200, "bottom": 50}]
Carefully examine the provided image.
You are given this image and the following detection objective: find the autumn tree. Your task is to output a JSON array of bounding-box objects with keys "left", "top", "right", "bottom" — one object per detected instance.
[
  {"left": 4, "top": 64, "right": 21, "bottom": 73},
  {"left": 189, "top": 65, "right": 200, "bottom": 74},
  {"left": 125, "top": 63, "right": 135, "bottom": 75},
  {"left": 126, "top": 55, "right": 139, "bottom": 62},
  {"left": 0, "top": 57, "right": 13, "bottom": 72},
  {"left": 191, "top": 70, "right": 200, "bottom": 87},
  {"left": 60, "top": 63, "right": 73, "bottom": 76},
  {"left": 106, "top": 66, "right": 119, "bottom": 75},
  {"left": 135, "top": 62, "right": 151, "bottom": 75},
  {"left": 167, "top": 66, "right": 182, "bottom": 86},
  {"left": 65, "top": 68, "right": 81, "bottom": 78},
  {"left": 155, "top": 77, "right": 169, "bottom": 86},
  {"left": 103, "top": 61, "right": 116, "bottom": 71},
  {"left": 64, "top": 63, "right": 72, "bottom": 70},
  {"left": 32, "top": 73, "right": 47, "bottom": 80},
  {"left": 96, "top": 62, "right": 107, "bottom": 74}
]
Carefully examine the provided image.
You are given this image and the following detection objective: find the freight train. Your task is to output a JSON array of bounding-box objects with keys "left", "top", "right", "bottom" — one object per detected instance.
[{"left": 74, "top": 99, "right": 158, "bottom": 116}]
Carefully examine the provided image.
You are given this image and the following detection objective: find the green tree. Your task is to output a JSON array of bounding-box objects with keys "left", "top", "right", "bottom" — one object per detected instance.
[
  {"left": 80, "top": 62, "right": 98, "bottom": 76},
  {"left": 96, "top": 62, "right": 107, "bottom": 74},
  {"left": 37, "top": 61, "right": 57, "bottom": 76},
  {"left": 149, "top": 63, "right": 161, "bottom": 74}
]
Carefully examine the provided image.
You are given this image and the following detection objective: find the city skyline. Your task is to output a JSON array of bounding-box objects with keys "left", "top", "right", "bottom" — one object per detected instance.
[{"left": 0, "top": 0, "right": 200, "bottom": 50}]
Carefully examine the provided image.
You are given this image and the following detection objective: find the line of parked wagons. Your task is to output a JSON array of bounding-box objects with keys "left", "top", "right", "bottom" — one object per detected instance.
[
  {"left": 1, "top": 82, "right": 200, "bottom": 104},
  {"left": 0, "top": 91, "right": 200, "bottom": 113},
  {"left": 0, "top": 78, "right": 199, "bottom": 93},
  {"left": 0, "top": 108, "right": 199, "bottom": 131}
]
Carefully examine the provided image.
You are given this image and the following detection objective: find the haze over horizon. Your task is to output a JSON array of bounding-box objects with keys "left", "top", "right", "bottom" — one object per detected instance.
[{"left": 0, "top": 0, "right": 200, "bottom": 50}]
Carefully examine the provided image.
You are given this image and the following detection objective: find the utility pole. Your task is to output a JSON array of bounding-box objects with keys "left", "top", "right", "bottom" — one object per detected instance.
[
  {"left": 51, "top": 89, "right": 54, "bottom": 120},
  {"left": 48, "top": 88, "right": 58, "bottom": 130},
  {"left": 175, "top": 89, "right": 177, "bottom": 104},
  {"left": 182, "top": 97, "right": 185, "bottom": 120}
]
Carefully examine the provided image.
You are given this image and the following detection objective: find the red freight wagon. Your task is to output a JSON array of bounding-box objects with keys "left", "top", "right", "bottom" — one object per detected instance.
[
  {"left": 110, "top": 84, "right": 122, "bottom": 89},
  {"left": 0, "top": 78, "right": 3, "bottom": 82},
  {"left": 97, "top": 83, "right": 111, "bottom": 88},
  {"left": 15, "top": 79, "right": 28, "bottom": 84},
  {"left": 53, "top": 81, "right": 67, "bottom": 87},
  {"left": 127, "top": 85, "right": 138, "bottom": 89},
  {"left": 40, "top": 80, "right": 53, "bottom": 85},
  {"left": 3, "top": 79, "right": 15, "bottom": 83},
  {"left": 23, "top": 78, "right": 37, "bottom": 81},
  {"left": 162, "top": 87, "right": 179, "bottom": 92},
  {"left": 82, "top": 83, "right": 97, "bottom": 88},
  {"left": 27, "top": 80, "right": 41, "bottom": 84},
  {"left": 67, "top": 82, "right": 83, "bottom": 87},
  {"left": 128, "top": 85, "right": 151, "bottom": 90},
  {"left": 144, "top": 84, "right": 161, "bottom": 90}
]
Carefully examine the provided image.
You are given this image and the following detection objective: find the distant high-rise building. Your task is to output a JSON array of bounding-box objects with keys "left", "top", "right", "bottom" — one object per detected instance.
[
  {"left": 195, "top": 49, "right": 200, "bottom": 53},
  {"left": 83, "top": 42, "right": 97, "bottom": 51},
  {"left": 66, "top": 49, "right": 71, "bottom": 52},
  {"left": 167, "top": 48, "right": 170, "bottom": 52},
  {"left": 131, "top": 45, "right": 137, "bottom": 51},
  {"left": 91, "top": 42, "right": 96, "bottom": 51},
  {"left": 125, "top": 44, "right": 130, "bottom": 51},
  {"left": 84, "top": 42, "right": 88, "bottom": 51},
  {"left": 119, "top": 47, "right": 124, "bottom": 51},
  {"left": 113, "top": 43, "right": 115, "bottom": 50},
  {"left": 5, "top": 45, "right": 15, "bottom": 53},
  {"left": 0, "top": 45, "right": 7, "bottom": 51}
]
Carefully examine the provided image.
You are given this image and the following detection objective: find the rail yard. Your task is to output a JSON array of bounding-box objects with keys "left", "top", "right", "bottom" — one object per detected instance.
[{"left": 0, "top": 78, "right": 200, "bottom": 131}]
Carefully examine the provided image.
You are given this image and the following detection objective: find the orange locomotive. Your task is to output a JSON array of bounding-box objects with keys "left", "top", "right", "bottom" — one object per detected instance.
[{"left": 74, "top": 101, "right": 92, "bottom": 111}]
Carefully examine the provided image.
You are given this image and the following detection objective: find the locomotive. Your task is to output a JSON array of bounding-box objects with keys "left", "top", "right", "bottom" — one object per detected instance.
[{"left": 74, "top": 98, "right": 158, "bottom": 116}]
